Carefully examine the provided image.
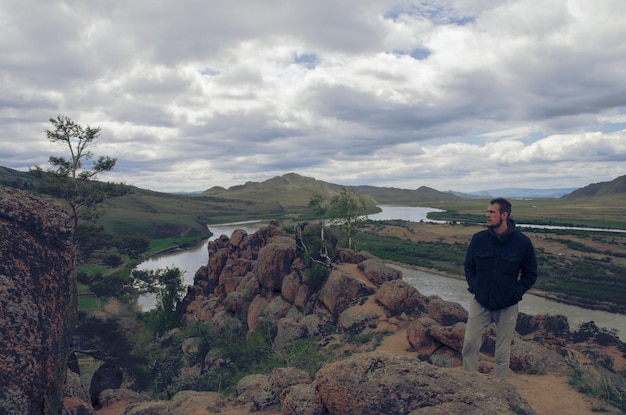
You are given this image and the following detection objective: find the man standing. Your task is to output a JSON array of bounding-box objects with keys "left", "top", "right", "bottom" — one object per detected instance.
[{"left": 462, "top": 198, "right": 538, "bottom": 380}]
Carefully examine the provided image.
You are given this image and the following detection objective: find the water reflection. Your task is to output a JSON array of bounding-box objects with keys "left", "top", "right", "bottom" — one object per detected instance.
[{"left": 368, "top": 205, "right": 446, "bottom": 223}]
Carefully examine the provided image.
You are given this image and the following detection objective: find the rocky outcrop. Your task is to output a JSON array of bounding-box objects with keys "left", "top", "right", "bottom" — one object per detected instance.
[
  {"left": 166, "top": 223, "right": 550, "bottom": 413},
  {"left": 0, "top": 186, "right": 76, "bottom": 415},
  {"left": 180, "top": 221, "right": 423, "bottom": 340},
  {"left": 97, "top": 350, "right": 537, "bottom": 415}
]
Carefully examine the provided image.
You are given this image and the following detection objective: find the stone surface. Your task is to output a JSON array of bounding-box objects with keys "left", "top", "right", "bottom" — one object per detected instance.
[
  {"left": 0, "top": 186, "right": 76, "bottom": 415},
  {"left": 315, "top": 351, "right": 537, "bottom": 415}
]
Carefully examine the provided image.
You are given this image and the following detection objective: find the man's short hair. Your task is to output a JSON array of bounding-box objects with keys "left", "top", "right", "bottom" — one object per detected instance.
[{"left": 490, "top": 197, "right": 512, "bottom": 217}]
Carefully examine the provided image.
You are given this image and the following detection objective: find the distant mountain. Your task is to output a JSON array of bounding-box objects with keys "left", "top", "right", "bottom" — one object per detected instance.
[
  {"left": 347, "top": 184, "right": 461, "bottom": 204},
  {"left": 562, "top": 175, "right": 626, "bottom": 200},
  {"left": 203, "top": 173, "right": 379, "bottom": 211},
  {"left": 203, "top": 173, "right": 461, "bottom": 209},
  {"left": 457, "top": 187, "right": 579, "bottom": 199}
]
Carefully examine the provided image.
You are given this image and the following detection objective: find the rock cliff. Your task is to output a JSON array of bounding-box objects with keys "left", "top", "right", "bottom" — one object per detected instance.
[{"left": 0, "top": 186, "right": 76, "bottom": 414}]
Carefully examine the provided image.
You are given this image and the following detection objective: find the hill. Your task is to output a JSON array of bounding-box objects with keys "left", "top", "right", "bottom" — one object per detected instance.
[
  {"left": 347, "top": 184, "right": 460, "bottom": 204},
  {"left": 562, "top": 175, "right": 626, "bottom": 200},
  {"left": 0, "top": 166, "right": 42, "bottom": 190},
  {"left": 202, "top": 172, "right": 380, "bottom": 211},
  {"left": 204, "top": 172, "right": 460, "bottom": 206}
]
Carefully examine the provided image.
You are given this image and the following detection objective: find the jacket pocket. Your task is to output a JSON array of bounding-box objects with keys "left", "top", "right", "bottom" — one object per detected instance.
[
  {"left": 474, "top": 250, "right": 492, "bottom": 272},
  {"left": 501, "top": 254, "right": 521, "bottom": 276}
]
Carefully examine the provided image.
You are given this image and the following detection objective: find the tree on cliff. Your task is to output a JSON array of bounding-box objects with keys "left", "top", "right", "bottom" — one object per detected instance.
[
  {"left": 328, "top": 188, "right": 368, "bottom": 250},
  {"left": 30, "top": 115, "right": 120, "bottom": 237},
  {"left": 308, "top": 193, "right": 329, "bottom": 242}
]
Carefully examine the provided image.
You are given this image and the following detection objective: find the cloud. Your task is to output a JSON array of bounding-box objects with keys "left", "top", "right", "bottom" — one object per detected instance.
[{"left": 2, "top": 0, "right": 626, "bottom": 193}]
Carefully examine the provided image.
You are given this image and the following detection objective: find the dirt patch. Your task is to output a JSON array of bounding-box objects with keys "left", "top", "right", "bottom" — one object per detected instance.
[{"left": 509, "top": 373, "right": 622, "bottom": 415}]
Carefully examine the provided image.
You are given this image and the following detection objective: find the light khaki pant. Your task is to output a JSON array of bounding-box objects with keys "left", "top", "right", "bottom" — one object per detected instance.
[{"left": 462, "top": 298, "right": 518, "bottom": 380}]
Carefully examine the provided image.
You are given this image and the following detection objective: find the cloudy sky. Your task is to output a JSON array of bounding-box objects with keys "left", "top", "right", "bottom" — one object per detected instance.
[{"left": 2, "top": 0, "right": 626, "bottom": 193}]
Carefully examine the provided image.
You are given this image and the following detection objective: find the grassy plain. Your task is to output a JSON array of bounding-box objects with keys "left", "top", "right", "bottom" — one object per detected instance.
[{"left": 426, "top": 197, "right": 626, "bottom": 229}]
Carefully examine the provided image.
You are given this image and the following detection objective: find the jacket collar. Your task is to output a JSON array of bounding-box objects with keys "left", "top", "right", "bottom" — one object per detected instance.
[{"left": 488, "top": 219, "right": 516, "bottom": 241}]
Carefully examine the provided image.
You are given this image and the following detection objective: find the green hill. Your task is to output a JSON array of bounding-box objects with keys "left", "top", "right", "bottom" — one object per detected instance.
[
  {"left": 203, "top": 172, "right": 379, "bottom": 211},
  {"left": 0, "top": 166, "right": 42, "bottom": 190},
  {"left": 562, "top": 175, "right": 626, "bottom": 201}
]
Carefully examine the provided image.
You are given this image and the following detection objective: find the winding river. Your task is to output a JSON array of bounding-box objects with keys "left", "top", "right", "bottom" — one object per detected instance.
[{"left": 136, "top": 207, "right": 626, "bottom": 341}]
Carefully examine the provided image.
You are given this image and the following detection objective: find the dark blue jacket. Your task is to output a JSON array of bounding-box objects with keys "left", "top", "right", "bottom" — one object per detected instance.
[{"left": 464, "top": 220, "right": 537, "bottom": 311}]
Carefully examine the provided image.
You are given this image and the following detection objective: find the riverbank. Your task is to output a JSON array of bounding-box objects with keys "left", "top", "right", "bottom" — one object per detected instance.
[
  {"left": 389, "top": 260, "right": 626, "bottom": 316},
  {"left": 363, "top": 217, "right": 626, "bottom": 316}
]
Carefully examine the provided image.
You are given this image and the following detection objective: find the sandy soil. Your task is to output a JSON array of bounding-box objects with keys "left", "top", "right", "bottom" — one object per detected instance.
[{"left": 509, "top": 372, "right": 622, "bottom": 415}]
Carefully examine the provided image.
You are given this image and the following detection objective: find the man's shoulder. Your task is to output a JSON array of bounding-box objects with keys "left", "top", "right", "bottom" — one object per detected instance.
[
  {"left": 471, "top": 229, "right": 491, "bottom": 241},
  {"left": 512, "top": 228, "right": 532, "bottom": 239}
]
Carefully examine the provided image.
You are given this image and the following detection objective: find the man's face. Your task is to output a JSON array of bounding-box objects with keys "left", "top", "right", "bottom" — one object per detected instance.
[{"left": 486, "top": 203, "right": 506, "bottom": 229}]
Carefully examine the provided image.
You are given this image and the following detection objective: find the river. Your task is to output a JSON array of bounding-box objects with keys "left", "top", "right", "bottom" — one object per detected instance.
[{"left": 136, "top": 206, "right": 626, "bottom": 340}]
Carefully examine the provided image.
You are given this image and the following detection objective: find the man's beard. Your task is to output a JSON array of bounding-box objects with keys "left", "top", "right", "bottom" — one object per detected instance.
[{"left": 488, "top": 218, "right": 503, "bottom": 229}]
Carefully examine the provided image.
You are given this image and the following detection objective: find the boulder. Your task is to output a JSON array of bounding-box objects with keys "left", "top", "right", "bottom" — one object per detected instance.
[
  {"left": 315, "top": 351, "right": 536, "bottom": 415},
  {"left": 89, "top": 362, "right": 123, "bottom": 406},
  {"left": 96, "top": 388, "right": 143, "bottom": 409},
  {"left": 319, "top": 268, "right": 375, "bottom": 317},
  {"left": 358, "top": 258, "right": 402, "bottom": 286},
  {"left": 375, "top": 279, "right": 428, "bottom": 315},
  {"left": 255, "top": 236, "right": 298, "bottom": 290},
  {"left": 516, "top": 312, "right": 570, "bottom": 340},
  {"left": 406, "top": 316, "right": 439, "bottom": 353},
  {"left": 280, "top": 382, "right": 325, "bottom": 415},
  {"left": 427, "top": 296, "right": 468, "bottom": 326},
  {"left": 218, "top": 257, "right": 251, "bottom": 293},
  {"left": 275, "top": 317, "right": 308, "bottom": 345},
  {"left": 63, "top": 370, "right": 95, "bottom": 415},
  {"left": 510, "top": 336, "right": 569, "bottom": 373},
  {"left": 252, "top": 367, "right": 311, "bottom": 411},
  {"left": 235, "top": 374, "right": 267, "bottom": 402},
  {"left": 428, "top": 321, "right": 466, "bottom": 353},
  {"left": 337, "top": 302, "right": 386, "bottom": 332}
]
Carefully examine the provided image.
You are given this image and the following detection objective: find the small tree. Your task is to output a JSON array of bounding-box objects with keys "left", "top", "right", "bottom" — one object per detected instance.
[
  {"left": 133, "top": 267, "right": 186, "bottom": 335},
  {"left": 328, "top": 188, "right": 368, "bottom": 250},
  {"left": 31, "top": 115, "right": 117, "bottom": 235},
  {"left": 308, "top": 193, "right": 329, "bottom": 241}
]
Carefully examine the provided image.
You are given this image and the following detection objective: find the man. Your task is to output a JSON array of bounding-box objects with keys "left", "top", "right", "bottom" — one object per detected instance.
[{"left": 462, "top": 198, "right": 537, "bottom": 380}]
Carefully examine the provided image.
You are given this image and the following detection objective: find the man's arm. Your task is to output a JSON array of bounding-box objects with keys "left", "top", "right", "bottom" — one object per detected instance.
[
  {"left": 464, "top": 238, "right": 477, "bottom": 294},
  {"left": 515, "top": 241, "right": 538, "bottom": 298}
]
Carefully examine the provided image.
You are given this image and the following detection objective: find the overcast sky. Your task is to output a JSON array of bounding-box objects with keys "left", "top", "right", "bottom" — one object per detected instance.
[{"left": 2, "top": 0, "right": 626, "bottom": 193}]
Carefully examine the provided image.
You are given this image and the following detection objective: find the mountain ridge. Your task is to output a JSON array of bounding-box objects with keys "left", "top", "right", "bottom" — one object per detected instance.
[{"left": 4, "top": 164, "right": 626, "bottom": 201}]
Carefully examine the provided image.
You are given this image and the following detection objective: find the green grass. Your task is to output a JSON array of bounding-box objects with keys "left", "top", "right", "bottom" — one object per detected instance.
[
  {"left": 427, "top": 198, "right": 626, "bottom": 230},
  {"left": 147, "top": 235, "right": 207, "bottom": 255},
  {"left": 358, "top": 230, "right": 467, "bottom": 275},
  {"left": 569, "top": 366, "right": 626, "bottom": 413},
  {"left": 77, "top": 294, "right": 100, "bottom": 311}
]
